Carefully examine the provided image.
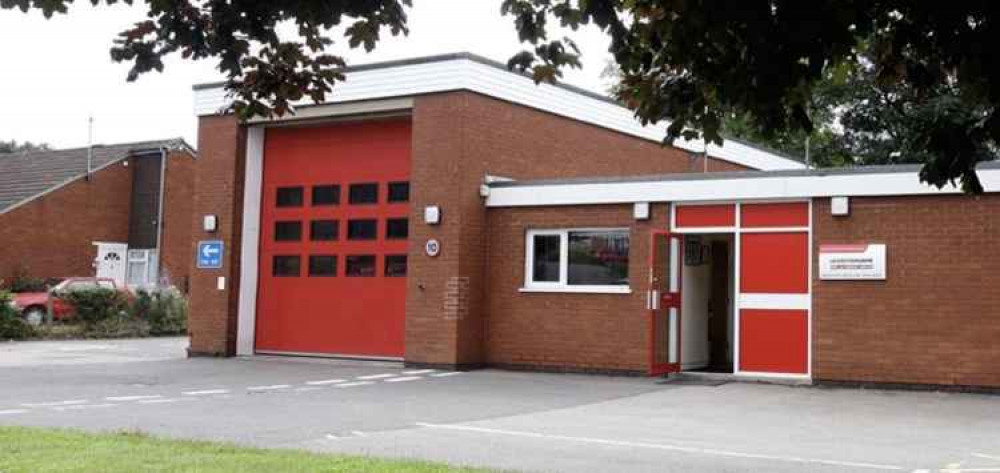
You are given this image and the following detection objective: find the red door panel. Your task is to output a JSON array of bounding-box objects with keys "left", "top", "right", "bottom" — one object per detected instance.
[
  {"left": 255, "top": 119, "right": 411, "bottom": 357},
  {"left": 740, "top": 232, "right": 809, "bottom": 294},
  {"left": 740, "top": 202, "right": 809, "bottom": 228},
  {"left": 739, "top": 309, "right": 808, "bottom": 374},
  {"left": 675, "top": 204, "right": 736, "bottom": 228}
]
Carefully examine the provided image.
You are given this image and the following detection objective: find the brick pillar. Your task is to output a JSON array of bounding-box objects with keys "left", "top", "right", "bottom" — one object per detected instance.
[{"left": 188, "top": 114, "right": 246, "bottom": 357}]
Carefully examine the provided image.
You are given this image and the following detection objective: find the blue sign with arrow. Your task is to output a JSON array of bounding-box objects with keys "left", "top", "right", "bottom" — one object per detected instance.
[{"left": 197, "top": 240, "right": 224, "bottom": 269}]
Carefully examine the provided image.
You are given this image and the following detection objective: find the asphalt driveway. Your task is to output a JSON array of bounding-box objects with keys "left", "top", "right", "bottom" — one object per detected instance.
[{"left": 1, "top": 337, "right": 998, "bottom": 473}]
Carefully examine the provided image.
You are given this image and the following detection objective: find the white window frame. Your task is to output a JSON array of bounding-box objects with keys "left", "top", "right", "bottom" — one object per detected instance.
[{"left": 522, "top": 228, "right": 632, "bottom": 294}]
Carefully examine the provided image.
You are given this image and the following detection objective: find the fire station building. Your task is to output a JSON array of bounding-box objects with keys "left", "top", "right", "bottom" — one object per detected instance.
[{"left": 189, "top": 53, "right": 1000, "bottom": 389}]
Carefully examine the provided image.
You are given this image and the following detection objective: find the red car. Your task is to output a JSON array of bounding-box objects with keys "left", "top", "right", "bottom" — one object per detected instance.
[{"left": 11, "top": 277, "right": 126, "bottom": 326}]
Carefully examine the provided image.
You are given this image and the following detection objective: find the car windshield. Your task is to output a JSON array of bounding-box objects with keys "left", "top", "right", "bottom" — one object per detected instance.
[{"left": 59, "top": 280, "right": 114, "bottom": 292}]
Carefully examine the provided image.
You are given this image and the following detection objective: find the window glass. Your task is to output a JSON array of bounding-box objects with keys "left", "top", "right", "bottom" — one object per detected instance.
[
  {"left": 567, "top": 231, "right": 629, "bottom": 285},
  {"left": 312, "top": 185, "right": 340, "bottom": 206},
  {"left": 384, "top": 255, "right": 408, "bottom": 277},
  {"left": 386, "top": 218, "right": 409, "bottom": 239},
  {"left": 310, "top": 220, "right": 339, "bottom": 241},
  {"left": 273, "top": 255, "right": 301, "bottom": 277},
  {"left": 347, "top": 219, "right": 377, "bottom": 240},
  {"left": 274, "top": 221, "right": 302, "bottom": 241},
  {"left": 346, "top": 255, "right": 376, "bottom": 277},
  {"left": 308, "top": 255, "right": 337, "bottom": 277},
  {"left": 532, "top": 234, "right": 561, "bottom": 283},
  {"left": 276, "top": 187, "right": 304, "bottom": 207},
  {"left": 388, "top": 181, "right": 410, "bottom": 203},
  {"left": 349, "top": 183, "right": 378, "bottom": 204}
]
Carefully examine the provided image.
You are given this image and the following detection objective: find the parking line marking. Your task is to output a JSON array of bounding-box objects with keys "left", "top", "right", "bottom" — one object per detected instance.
[
  {"left": 356, "top": 374, "right": 396, "bottom": 380},
  {"left": 294, "top": 387, "right": 322, "bottom": 392},
  {"left": 414, "top": 423, "right": 905, "bottom": 471},
  {"left": 336, "top": 381, "right": 375, "bottom": 388},
  {"left": 138, "top": 398, "right": 196, "bottom": 405},
  {"left": 54, "top": 403, "right": 116, "bottom": 411},
  {"left": 385, "top": 376, "right": 422, "bottom": 383},
  {"left": 21, "top": 400, "right": 88, "bottom": 408},
  {"left": 430, "top": 372, "right": 462, "bottom": 377},
  {"left": 973, "top": 454, "right": 1000, "bottom": 462},
  {"left": 0, "top": 409, "right": 29, "bottom": 416},
  {"left": 305, "top": 379, "right": 346, "bottom": 386},
  {"left": 182, "top": 389, "right": 230, "bottom": 396},
  {"left": 106, "top": 395, "right": 162, "bottom": 402},
  {"left": 247, "top": 385, "right": 290, "bottom": 391},
  {"left": 403, "top": 369, "right": 436, "bottom": 375},
  {"left": 351, "top": 430, "right": 368, "bottom": 438}
]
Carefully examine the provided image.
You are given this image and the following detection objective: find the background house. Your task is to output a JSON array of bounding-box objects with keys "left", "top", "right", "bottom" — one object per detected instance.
[{"left": 0, "top": 139, "right": 196, "bottom": 291}]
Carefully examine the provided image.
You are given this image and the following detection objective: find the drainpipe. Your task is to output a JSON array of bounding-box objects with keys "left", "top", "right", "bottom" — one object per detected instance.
[{"left": 86, "top": 116, "right": 94, "bottom": 181}]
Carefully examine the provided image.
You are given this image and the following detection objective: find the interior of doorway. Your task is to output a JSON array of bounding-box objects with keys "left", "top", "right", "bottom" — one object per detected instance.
[{"left": 681, "top": 233, "right": 735, "bottom": 373}]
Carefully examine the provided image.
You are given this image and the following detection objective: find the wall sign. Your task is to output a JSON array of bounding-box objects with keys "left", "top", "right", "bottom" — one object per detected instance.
[
  {"left": 819, "top": 243, "right": 886, "bottom": 280},
  {"left": 425, "top": 239, "right": 441, "bottom": 257},
  {"left": 197, "top": 240, "right": 224, "bottom": 269}
]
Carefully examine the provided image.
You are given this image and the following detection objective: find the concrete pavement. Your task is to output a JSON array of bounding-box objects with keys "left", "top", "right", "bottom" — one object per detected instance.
[{"left": 1, "top": 337, "right": 998, "bottom": 472}]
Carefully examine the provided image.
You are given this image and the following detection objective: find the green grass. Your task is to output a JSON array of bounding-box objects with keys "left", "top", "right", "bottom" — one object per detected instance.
[{"left": 0, "top": 426, "right": 490, "bottom": 473}]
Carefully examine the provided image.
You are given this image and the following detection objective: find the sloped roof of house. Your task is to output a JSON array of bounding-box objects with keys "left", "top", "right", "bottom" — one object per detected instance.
[{"left": 0, "top": 138, "right": 195, "bottom": 215}]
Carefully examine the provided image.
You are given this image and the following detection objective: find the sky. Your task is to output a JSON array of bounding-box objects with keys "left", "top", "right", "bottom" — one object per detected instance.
[{"left": 0, "top": 1, "right": 613, "bottom": 150}]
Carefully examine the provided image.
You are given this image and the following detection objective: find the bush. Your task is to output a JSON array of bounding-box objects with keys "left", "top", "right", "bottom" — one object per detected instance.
[
  {"left": 85, "top": 313, "right": 149, "bottom": 339},
  {"left": 0, "top": 291, "right": 35, "bottom": 340},
  {"left": 61, "top": 289, "right": 128, "bottom": 325},
  {"left": 2, "top": 273, "right": 52, "bottom": 293},
  {"left": 131, "top": 288, "right": 188, "bottom": 336}
]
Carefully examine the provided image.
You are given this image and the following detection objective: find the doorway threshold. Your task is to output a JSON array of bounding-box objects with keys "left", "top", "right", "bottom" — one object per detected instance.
[{"left": 659, "top": 371, "right": 812, "bottom": 387}]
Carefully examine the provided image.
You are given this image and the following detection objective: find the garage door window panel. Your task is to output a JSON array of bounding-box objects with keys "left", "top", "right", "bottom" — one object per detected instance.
[
  {"left": 524, "top": 229, "right": 630, "bottom": 293},
  {"left": 385, "top": 255, "right": 407, "bottom": 277},
  {"left": 308, "top": 255, "right": 337, "bottom": 277},
  {"left": 274, "top": 221, "right": 303, "bottom": 242},
  {"left": 312, "top": 185, "right": 340, "bottom": 206},
  {"left": 346, "top": 255, "right": 376, "bottom": 277},
  {"left": 310, "top": 220, "right": 339, "bottom": 241},
  {"left": 348, "top": 220, "right": 378, "bottom": 240},
  {"left": 386, "top": 218, "right": 409, "bottom": 240},
  {"left": 388, "top": 181, "right": 410, "bottom": 203},
  {"left": 276, "top": 187, "right": 304, "bottom": 208},
  {"left": 273, "top": 255, "right": 301, "bottom": 277},
  {"left": 349, "top": 183, "right": 379, "bottom": 205}
]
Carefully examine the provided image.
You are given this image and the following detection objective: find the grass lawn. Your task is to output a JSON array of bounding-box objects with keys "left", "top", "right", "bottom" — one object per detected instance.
[{"left": 0, "top": 426, "right": 490, "bottom": 473}]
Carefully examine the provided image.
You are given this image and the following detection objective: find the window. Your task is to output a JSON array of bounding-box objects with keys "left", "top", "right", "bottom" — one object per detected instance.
[
  {"left": 523, "top": 229, "right": 630, "bottom": 293},
  {"left": 276, "top": 187, "right": 304, "bottom": 207},
  {"left": 273, "top": 255, "right": 301, "bottom": 277},
  {"left": 310, "top": 220, "right": 339, "bottom": 241},
  {"left": 388, "top": 181, "right": 410, "bottom": 203},
  {"left": 312, "top": 185, "right": 340, "bottom": 206},
  {"left": 386, "top": 218, "right": 408, "bottom": 239},
  {"left": 346, "top": 255, "right": 376, "bottom": 277},
  {"left": 274, "top": 221, "right": 302, "bottom": 241},
  {"left": 347, "top": 219, "right": 377, "bottom": 240},
  {"left": 349, "top": 183, "right": 378, "bottom": 204},
  {"left": 308, "top": 255, "right": 337, "bottom": 277},
  {"left": 385, "top": 255, "right": 407, "bottom": 277}
]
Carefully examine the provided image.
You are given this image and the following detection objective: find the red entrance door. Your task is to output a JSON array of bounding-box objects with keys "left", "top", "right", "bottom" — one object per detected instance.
[
  {"left": 254, "top": 119, "right": 411, "bottom": 358},
  {"left": 649, "top": 230, "right": 682, "bottom": 375}
]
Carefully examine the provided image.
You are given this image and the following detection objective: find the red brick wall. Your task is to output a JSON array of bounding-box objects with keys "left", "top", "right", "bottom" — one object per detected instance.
[
  {"left": 187, "top": 115, "right": 246, "bottom": 356},
  {"left": 0, "top": 161, "right": 133, "bottom": 280},
  {"left": 813, "top": 194, "right": 1000, "bottom": 388},
  {"left": 484, "top": 204, "right": 669, "bottom": 373},
  {"left": 160, "top": 150, "right": 196, "bottom": 292},
  {"left": 406, "top": 91, "right": 745, "bottom": 367}
]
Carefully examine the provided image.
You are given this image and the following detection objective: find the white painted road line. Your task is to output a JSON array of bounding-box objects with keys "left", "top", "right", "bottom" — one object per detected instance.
[
  {"left": 182, "top": 389, "right": 230, "bottom": 396},
  {"left": 305, "top": 379, "right": 346, "bottom": 386},
  {"left": 247, "top": 385, "right": 291, "bottom": 391},
  {"left": 138, "top": 398, "right": 196, "bottom": 405},
  {"left": 106, "top": 395, "right": 163, "bottom": 402},
  {"left": 356, "top": 374, "right": 396, "bottom": 380},
  {"left": 973, "top": 454, "right": 1000, "bottom": 462},
  {"left": 21, "top": 400, "right": 89, "bottom": 408},
  {"left": 0, "top": 409, "right": 29, "bottom": 416},
  {"left": 54, "top": 403, "right": 116, "bottom": 411},
  {"left": 384, "top": 376, "right": 422, "bottom": 383},
  {"left": 294, "top": 387, "right": 322, "bottom": 393},
  {"left": 336, "top": 381, "right": 375, "bottom": 388},
  {"left": 414, "top": 423, "right": 905, "bottom": 471},
  {"left": 403, "top": 369, "right": 436, "bottom": 375},
  {"left": 430, "top": 372, "right": 462, "bottom": 377}
]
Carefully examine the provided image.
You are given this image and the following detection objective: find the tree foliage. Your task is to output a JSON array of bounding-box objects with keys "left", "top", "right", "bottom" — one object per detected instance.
[
  {"left": 502, "top": 1, "right": 999, "bottom": 192},
  {"left": 0, "top": 0, "right": 410, "bottom": 119},
  {"left": 0, "top": 139, "right": 50, "bottom": 154}
]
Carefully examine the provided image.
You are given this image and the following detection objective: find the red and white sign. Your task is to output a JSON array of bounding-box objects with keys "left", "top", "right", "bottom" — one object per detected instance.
[{"left": 819, "top": 243, "right": 886, "bottom": 280}]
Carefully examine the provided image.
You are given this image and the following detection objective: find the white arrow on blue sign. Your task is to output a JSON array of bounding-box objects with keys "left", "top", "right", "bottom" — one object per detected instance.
[{"left": 197, "top": 240, "right": 224, "bottom": 269}]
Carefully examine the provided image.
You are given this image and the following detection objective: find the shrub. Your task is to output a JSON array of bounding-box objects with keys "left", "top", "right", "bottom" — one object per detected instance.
[
  {"left": 85, "top": 313, "right": 149, "bottom": 339},
  {"left": 61, "top": 289, "right": 128, "bottom": 325},
  {"left": 0, "top": 291, "right": 35, "bottom": 340},
  {"left": 131, "top": 288, "right": 188, "bottom": 336},
  {"left": 4, "top": 274, "right": 50, "bottom": 293}
]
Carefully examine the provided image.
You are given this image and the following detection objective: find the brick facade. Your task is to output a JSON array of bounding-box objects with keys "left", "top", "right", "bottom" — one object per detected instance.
[
  {"left": 160, "top": 150, "right": 196, "bottom": 291},
  {"left": 812, "top": 194, "right": 1000, "bottom": 388},
  {"left": 0, "top": 160, "right": 133, "bottom": 279}
]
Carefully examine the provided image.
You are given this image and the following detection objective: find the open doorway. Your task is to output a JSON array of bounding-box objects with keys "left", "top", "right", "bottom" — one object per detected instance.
[{"left": 680, "top": 234, "right": 735, "bottom": 373}]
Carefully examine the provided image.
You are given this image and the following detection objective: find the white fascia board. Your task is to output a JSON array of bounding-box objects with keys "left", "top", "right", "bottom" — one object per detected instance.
[
  {"left": 193, "top": 57, "right": 802, "bottom": 171},
  {"left": 485, "top": 168, "right": 1000, "bottom": 207}
]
